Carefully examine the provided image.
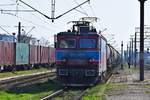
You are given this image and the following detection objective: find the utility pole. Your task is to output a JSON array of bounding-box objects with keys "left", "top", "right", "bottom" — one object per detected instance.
[
  {"left": 127, "top": 44, "right": 129, "bottom": 62},
  {"left": 129, "top": 41, "right": 131, "bottom": 68},
  {"left": 121, "top": 41, "right": 123, "bottom": 69},
  {"left": 134, "top": 32, "right": 137, "bottom": 67},
  {"left": 18, "top": 22, "right": 21, "bottom": 42},
  {"left": 138, "top": 0, "right": 147, "bottom": 81},
  {"left": 131, "top": 38, "right": 134, "bottom": 65},
  {"left": 51, "top": 0, "right": 55, "bottom": 22}
]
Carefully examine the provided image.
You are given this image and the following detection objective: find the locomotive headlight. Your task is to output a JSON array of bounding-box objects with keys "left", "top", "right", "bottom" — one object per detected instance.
[
  {"left": 89, "top": 58, "right": 95, "bottom": 62},
  {"left": 62, "top": 58, "right": 66, "bottom": 62}
]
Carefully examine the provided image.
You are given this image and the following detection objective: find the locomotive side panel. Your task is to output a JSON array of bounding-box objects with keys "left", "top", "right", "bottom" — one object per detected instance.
[{"left": 100, "top": 37, "right": 107, "bottom": 72}]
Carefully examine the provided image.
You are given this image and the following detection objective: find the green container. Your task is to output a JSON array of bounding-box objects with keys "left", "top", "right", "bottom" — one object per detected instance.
[{"left": 16, "top": 43, "right": 29, "bottom": 65}]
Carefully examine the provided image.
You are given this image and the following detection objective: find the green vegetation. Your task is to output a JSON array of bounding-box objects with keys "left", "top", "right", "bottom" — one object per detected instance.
[
  {"left": 144, "top": 84, "right": 150, "bottom": 94},
  {"left": 144, "top": 84, "right": 150, "bottom": 88},
  {"left": 145, "top": 91, "right": 150, "bottom": 94},
  {"left": 0, "top": 68, "right": 50, "bottom": 79},
  {"left": 0, "top": 79, "right": 62, "bottom": 100},
  {"left": 82, "top": 83, "right": 128, "bottom": 100},
  {"left": 82, "top": 84, "right": 107, "bottom": 100}
]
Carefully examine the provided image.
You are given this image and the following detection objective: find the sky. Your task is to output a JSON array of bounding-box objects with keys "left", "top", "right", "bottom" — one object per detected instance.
[{"left": 0, "top": 0, "right": 150, "bottom": 50}]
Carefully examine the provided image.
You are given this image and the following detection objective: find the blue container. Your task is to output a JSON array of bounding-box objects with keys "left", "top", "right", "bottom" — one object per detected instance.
[{"left": 16, "top": 43, "right": 29, "bottom": 65}]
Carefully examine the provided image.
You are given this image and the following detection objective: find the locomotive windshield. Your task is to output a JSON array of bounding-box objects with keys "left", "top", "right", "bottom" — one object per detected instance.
[
  {"left": 79, "top": 39, "right": 96, "bottom": 48},
  {"left": 59, "top": 39, "right": 76, "bottom": 48}
]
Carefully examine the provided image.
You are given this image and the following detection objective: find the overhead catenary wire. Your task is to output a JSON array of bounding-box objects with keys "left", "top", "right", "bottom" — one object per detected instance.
[
  {"left": 1, "top": 0, "right": 59, "bottom": 41},
  {"left": 5, "top": 0, "right": 90, "bottom": 31},
  {"left": 18, "top": 4, "right": 64, "bottom": 30},
  {"left": 1, "top": 1, "right": 63, "bottom": 32},
  {"left": 0, "top": 9, "right": 36, "bottom": 12},
  {"left": 55, "top": 0, "right": 90, "bottom": 19},
  {"left": 4, "top": 13, "right": 54, "bottom": 32},
  {"left": 0, "top": 26, "right": 11, "bottom": 35},
  {"left": 0, "top": 2, "right": 56, "bottom": 32},
  {"left": 0, "top": 4, "right": 16, "bottom": 6},
  {"left": 89, "top": 3, "right": 96, "bottom": 16},
  {"left": 19, "top": 0, "right": 51, "bottom": 19},
  {"left": 15, "top": 0, "right": 86, "bottom": 29},
  {"left": 18, "top": 0, "right": 90, "bottom": 22},
  {"left": 73, "top": 0, "right": 89, "bottom": 16}
]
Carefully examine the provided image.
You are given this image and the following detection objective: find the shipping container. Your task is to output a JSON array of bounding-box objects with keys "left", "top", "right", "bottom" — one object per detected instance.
[
  {"left": 0, "top": 42, "right": 4, "bottom": 66},
  {"left": 29, "top": 45, "right": 38, "bottom": 64},
  {"left": 40, "top": 46, "right": 49, "bottom": 64},
  {"left": 49, "top": 47, "right": 55, "bottom": 64},
  {"left": 3, "top": 42, "right": 14, "bottom": 65},
  {"left": 0, "top": 42, "right": 14, "bottom": 66},
  {"left": 37, "top": 46, "right": 41, "bottom": 64},
  {"left": 16, "top": 43, "right": 29, "bottom": 65}
]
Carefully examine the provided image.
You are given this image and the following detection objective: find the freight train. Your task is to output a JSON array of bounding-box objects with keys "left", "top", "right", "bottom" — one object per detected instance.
[
  {"left": 55, "top": 19, "right": 121, "bottom": 86},
  {"left": 0, "top": 41, "right": 55, "bottom": 71}
]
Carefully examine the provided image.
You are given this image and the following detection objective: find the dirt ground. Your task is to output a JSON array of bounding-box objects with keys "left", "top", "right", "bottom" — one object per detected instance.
[{"left": 106, "top": 66, "right": 150, "bottom": 100}]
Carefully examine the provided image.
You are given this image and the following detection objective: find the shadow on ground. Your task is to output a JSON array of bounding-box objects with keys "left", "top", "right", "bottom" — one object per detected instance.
[{"left": 5, "top": 78, "right": 62, "bottom": 95}]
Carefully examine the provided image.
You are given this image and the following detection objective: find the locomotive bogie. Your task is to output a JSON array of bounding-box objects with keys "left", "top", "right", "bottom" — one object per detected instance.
[{"left": 57, "top": 66, "right": 100, "bottom": 86}]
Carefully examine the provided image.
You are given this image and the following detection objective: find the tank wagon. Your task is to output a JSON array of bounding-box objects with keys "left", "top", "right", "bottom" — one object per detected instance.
[
  {"left": 55, "top": 20, "right": 121, "bottom": 86},
  {"left": 0, "top": 42, "right": 55, "bottom": 71}
]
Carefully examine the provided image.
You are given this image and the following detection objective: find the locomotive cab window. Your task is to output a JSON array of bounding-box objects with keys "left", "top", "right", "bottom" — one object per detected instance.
[
  {"left": 79, "top": 39, "right": 96, "bottom": 48},
  {"left": 59, "top": 39, "right": 76, "bottom": 48}
]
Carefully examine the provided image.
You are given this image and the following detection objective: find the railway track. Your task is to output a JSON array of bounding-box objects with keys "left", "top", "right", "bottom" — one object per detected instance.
[
  {"left": 0, "top": 70, "right": 56, "bottom": 90},
  {"left": 41, "top": 87, "right": 89, "bottom": 100},
  {"left": 40, "top": 70, "right": 114, "bottom": 100}
]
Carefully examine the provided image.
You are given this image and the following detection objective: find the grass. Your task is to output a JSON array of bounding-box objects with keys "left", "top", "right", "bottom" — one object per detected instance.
[
  {"left": 0, "top": 79, "right": 62, "bottom": 100},
  {"left": 0, "top": 68, "right": 50, "bottom": 79},
  {"left": 144, "top": 84, "right": 150, "bottom": 88},
  {"left": 144, "top": 85, "right": 150, "bottom": 94},
  {"left": 82, "top": 83, "right": 128, "bottom": 100},
  {"left": 145, "top": 91, "right": 150, "bottom": 94},
  {"left": 82, "top": 84, "right": 107, "bottom": 100}
]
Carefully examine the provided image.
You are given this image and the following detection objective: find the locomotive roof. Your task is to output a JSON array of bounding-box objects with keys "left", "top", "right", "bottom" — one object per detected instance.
[
  {"left": 67, "top": 21, "right": 90, "bottom": 26},
  {"left": 57, "top": 32, "right": 99, "bottom": 36}
]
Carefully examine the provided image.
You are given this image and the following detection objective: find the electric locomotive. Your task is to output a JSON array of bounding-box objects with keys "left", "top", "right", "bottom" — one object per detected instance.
[{"left": 55, "top": 18, "right": 109, "bottom": 86}]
